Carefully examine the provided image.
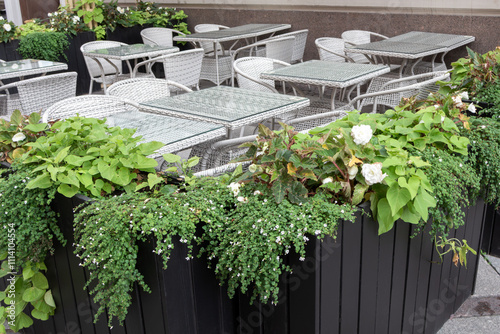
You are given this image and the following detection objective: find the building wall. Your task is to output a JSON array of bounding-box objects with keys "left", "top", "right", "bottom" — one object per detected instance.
[{"left": 114, "top": 1, "right": 500, "bottom": 62}]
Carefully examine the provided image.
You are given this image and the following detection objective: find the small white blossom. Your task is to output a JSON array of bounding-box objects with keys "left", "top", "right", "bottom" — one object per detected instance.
[
  {"left": 451, "top": 95, "right": 464, "bottom": 108},
  {"left": 361, "top": 162, "right": 387, "bottom": 186},
  {"left": 117, "top": 6, "right": 125, "bottom": 14},
  {"left": 3, "top": 23, "right": 11, "bottom": 32},
  {"left": 351, "top": 124, "right": 373, "bottom": 146},
  {"left": 322, "top": 177, "right": 333, "bottom": 184},
  {"left": 227, "top": 182, "right": 242, "bottom": 196},
  {"left": 468, "top": 103, "right": 476, "bottom": 114},
  {"left": 12, "top": 132, "right": 26, "bottom": 142},
  {"left": 459, "top": 91, "right": 469, "bottom": 100},
  {"left": 299, "top": 257, "right": 305, "bottom": 261},
  {"left": 348, "top": 165, "right": 358, "bottom": 180},
  {"left": 253, "top": 190, "right": 262, "bottom": 196}
]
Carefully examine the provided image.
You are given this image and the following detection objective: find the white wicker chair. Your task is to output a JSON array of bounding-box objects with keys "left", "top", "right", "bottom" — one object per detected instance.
[
  {"left": 42, "top": 95, "right": 141, "bottom": 123},
  {"left": 273, "top": 29, "right": 308, "bottom": 63},
  {"left": 0, "top": 72, "right": 77, "bottom": 117},
  {"left": 107, "top": 78, "right": 192, "bottom": 103},
  {"left": 81, "top": 41, "right": 131, "bottom": 95},
  {"left": 341, "top": 30, "right": 389, "bottom": 64},
  {"left": 132, "top": 49, "right": 204, "bottom": 90},
  {"left": 194, "top": 24, "right": 231, "bottom": 55},
  {"left": 140, "top": 27, "right": 186, "bottom": 47},
  {"left": 315, "top": 37, "right": 354, "bottom": 63}
]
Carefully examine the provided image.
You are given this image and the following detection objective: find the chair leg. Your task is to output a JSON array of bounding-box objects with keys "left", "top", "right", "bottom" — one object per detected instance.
[{"left": 89, "top": 80, "right": 94, "bottom": 95}]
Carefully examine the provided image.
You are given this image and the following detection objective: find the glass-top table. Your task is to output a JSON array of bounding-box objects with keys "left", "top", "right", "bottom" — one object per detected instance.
[
  {"left": 261, "top": 60, "right": 390, "bottom": 109},
  {"left": 0, "top": 59, "right": 68, "bottom": 81},
  {"left": 82, "top": 44, "right": 179, "bottom": 61},
  {"left": 106, "top": 110, "right": 226, "bottom": 157},
  {"left": 140, "top": 86, "right": 310, "bottom": 131},
  {"left": 387, "top": 31, "right": 475, "bottom": 49}
]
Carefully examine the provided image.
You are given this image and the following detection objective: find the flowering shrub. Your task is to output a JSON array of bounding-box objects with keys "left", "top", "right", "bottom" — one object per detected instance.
[
  {"left": 0, "top": 16, "right": 16, "bottom": 43},
  {"left": 45, "top": 7, "right": 88, "bottom": 35}
]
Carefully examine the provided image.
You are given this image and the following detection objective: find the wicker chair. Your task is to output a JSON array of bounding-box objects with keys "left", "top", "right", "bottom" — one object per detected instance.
[
  {"left": 141, "top": 27, "right": 186, "bottom": 47},
  {"left": 194, "top": 24, "right": 231, "bottom": 55},
  {"left": 315, "top": 37, "right": 354, "bottom": 63},
  {"left": 107, "top": 78, "right": 192, "bottom": 103},
  {"left": 341, "top": 30, "right": 389, "bottom": 64},
  {"left": 285, "top": 71, "right": 450, "bottom": 132},
  {"left": 81, "top": 41, "right": 131, "bottom": 95},
  {"left": 131, "top": 49, "right": 204, "bottom": 90},
  {"left": 274, "top": 29, "right": 308, "bottom": 63},
  {"left": 0, "top": 72, "right": 77, "bottom": 117},
  {"left": 42, "top": 95, "right": 141, "bottom": 123}
]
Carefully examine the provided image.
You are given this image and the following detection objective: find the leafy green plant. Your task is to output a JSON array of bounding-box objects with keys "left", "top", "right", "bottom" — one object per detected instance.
[
  {"left": 75, "top": 0, "right": 104, "bottom": 29},
  {"left": 0, "top": 16, "right": 16, "bottom": 43},
  {"left": 14, "top": 21, "right": 51, "bottom": 38},
  {"left": 0, "top": 111, "right": 48, "bottom": 163},
  {"left": 17, "top": 32, "right": 70, "bottom": 62},
  {"left": 0, "top": 163, "right": 63, "bottom": 333},
  {"left": 22, "top": 116, "right": 164, "bottom": 198},
  {"left": 45, "top": 6, "right": 88, "bottom": 35}
]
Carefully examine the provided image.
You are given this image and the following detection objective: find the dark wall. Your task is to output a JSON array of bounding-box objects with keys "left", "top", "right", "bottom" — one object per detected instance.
[{"left": 181, "top": 8, "right": 493, "bottom": 63}]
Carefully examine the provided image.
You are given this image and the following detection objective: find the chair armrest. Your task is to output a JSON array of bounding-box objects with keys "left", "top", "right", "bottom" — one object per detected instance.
[{"left": 164, "top": 80, "right": 193, "bottom": 93}]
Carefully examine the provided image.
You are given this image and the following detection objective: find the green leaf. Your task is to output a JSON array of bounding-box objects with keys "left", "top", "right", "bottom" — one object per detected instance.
[
  {"left": 186, "top": 156, "right": 200, "bottom": 168},
  {"left": 398, "top": 176, "right": 420, "bottom": 199},
  {"left": 15, "top": 312, "right": 33, "bottom": 330},
  {"left": 54, "top": 146, "right": 71, "bottom": 164},
  {"left": 287, "top": 181, "right": 308, "bottom": 204},
  {"left": 352, "top": 183, "right": 369, "bottom": 206},
  {"left": 112, "top": 167, "right": 136, "bottom": 186},
  {"left": 131, "top": 154, "right": 159, "bottom": 169},
  {"left": 31, "top": 308, "right": 49, "bottom": 321},
  {"left": 31, "top": 272, "right": 49, "bottom": 290},
  {"left": 64, "top": 155, "right": 94, "bottom": 166},
  {"left": 272, "top": 179, "right": 287, "bottom": 203},
  {"left": 22, "top": 287, "right": 45, "bottom": 303},
  {"left": 76, "top": 172, "right": 93, "bottom": 188},
  {"left": 136, "top": 141, "right": 164, "bottom": 155},
  {"left": 162, "top": 153, "right": 181, "bottom": 163},
  {"left": 386, "top": 185, "right": 411, "bottom": 216},
  {"left": 147, "top": 173, "right": 164, "bottom": 189},
  {"left": 97, "top": 160, "right": 117, "bottom": 181},
  {"left": 10, "top": 110, "right": 23, "bottom": 126},
  {"left": 57, "top": 170, "right": 80, "bottom": 187},
  {"left": 57, "top": 184, "right": 79, "bottom": 198},
  {"left": 26, "top": 173, "right": 52, "bottom": 189},
  {"left": 22, "top": 266, "right": 35, "bottom": 280},
  {"left": 24, "top": 123, "right": 49, "bottom": 133},
  {"left": 376, "top": 198, "right": 397, "bottom": 234},
  {"left": 44, "top": 290, "right": 56, "bottom": 308},
  {"left": 413, "top": 188, "right": 436, "bottom": 221}
]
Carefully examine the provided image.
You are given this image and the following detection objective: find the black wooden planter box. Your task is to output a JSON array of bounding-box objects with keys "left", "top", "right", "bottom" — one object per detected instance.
[
  {"left": 481, "top": 205, "right": 500, "bottom": 257},
  {"left": 236, "top": 201, "right": 486, "bottom": 334}
]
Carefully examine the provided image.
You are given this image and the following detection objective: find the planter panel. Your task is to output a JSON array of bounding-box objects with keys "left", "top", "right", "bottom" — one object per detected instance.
[{"left": 237, "top": 201, "right": 486, "bottom": 334}]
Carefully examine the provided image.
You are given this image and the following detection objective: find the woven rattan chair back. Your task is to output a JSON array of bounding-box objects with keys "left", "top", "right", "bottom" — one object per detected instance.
[
  {"left": 233, "top": 57, "right": 289, "bottom": 93},
  {"left": 160, "top": 49, "right": 204, "bottom": 90},
  {"left": 107, "top": 78, "right": 192, "bottom": 103},
  {"left": 315, "top": 37, "right": 351, "bottom": 62},
  {"left": 42, "top": 95, "right": 141, "bottom": 123},
  {"left": 81, "top": 41, "right": 125, "bottom": 79},
  {"left": 194, "top": 24, "right": 230, "bottom": 54},
  {"left": 341, "top": 30, "right": 389, "bottom": 64},
  {"left": 141, "top": 27, "right": 185, "bottom": 47},
  {"left": 272, "top": 29, "right": 308, "bottom": 63}
]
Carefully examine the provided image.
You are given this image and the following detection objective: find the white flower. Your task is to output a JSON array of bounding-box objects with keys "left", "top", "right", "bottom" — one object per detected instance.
[
  {"left": 248, "top": 164, "right": 258, "bottom": 173},
  {"left": 322, "top": 177, "right": 333, "bottom": 184},
  {"left": 468, "top": 103, "right": 476, "bottom": 114},
  {"left": 459, "top": 91, "right": 469, "bottom": 100},
  {"left": 361, "top": 162, "right": 387, "bottom": 186},
  {"left": 0, "top": 16, "right": 4, "bottom": 20},
  {"left": 237, "top": 196, "right": 247, "bottom": 203},
  {"left": 451, "top": 95, "right": 464, "bottom": 108},
  {"left": 227, "top": 182, "right": 242, "bottom": 196},
  {"left": 12, "top": 132, "right": 26, "bottom": 142},
  {"left": 348, "top": 165, "right": 358, "bottom": 180},
  {"left": 253, "top": 190, "right": 262, "bottom": 196},
  {"left": 117, "top": 6, "right": 125, "bottom": 14},
  {"left": 72, "top": 16, "right": 80, "bottom": 23},
  {"left": 350, "top": 124, "right": 373, "bottom": 146},
  {"left": 441, "top": 116, "right": 445, "bottom": 122},
  {"left": 47, "top": 13, "right": 52, "bottom": 17},
  {"left": 3, "top": 23, "right": 11, "bottom": 32}
]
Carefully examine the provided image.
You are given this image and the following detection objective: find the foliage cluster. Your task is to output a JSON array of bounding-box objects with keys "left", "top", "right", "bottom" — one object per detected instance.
[
  {"left": 0, "top": 16, "right": 16, "bottom": 43},
  {"left": 17, "top": 32, "right": 70, "bottom": 62}
]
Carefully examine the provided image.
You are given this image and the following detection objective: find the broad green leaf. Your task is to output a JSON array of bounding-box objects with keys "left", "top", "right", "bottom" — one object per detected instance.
[
  {"left": 386, "top": 184, "right": 411, "bottom": 216},
  {"left": 131, "top": 154, "right": 159, "bottom": 169},
  {"left": 76, "top": 172, "right": 93, "bottom": 188},
  {"left": 24, "top": 123, "right": 49, "bottom": 133},
  {"left": 320, "top": 181, "right": 342, "bottom": 193},
  {"left": 22, "top": 266, "right": 35, "bottom": 280},
  {"left": 148, "top": 173, "right": 164, "bottom": 189},
  {"left": 409, "top": 156, "right": 431, "bottom": 168},
  {"left": 26, "top": 173, "right": 52, "bottom": 189},
  {"left": 44, "top": 290, "right": 56, "bottom": 307},
  {"left": 413, "top": 188, "right": 437, "bottom": 221},
  {"left": 112, "top": 167, "right": 135, "bottom": 186},
  {"left": 31, "top": 272, "right": 49, "bottom": 290},
  {"left": 57, "top": 170, "right": 80, "bottom": 187},
  {"left": 64, "top": 155, "right": 94, "bottom": 166},
  {"left": 376, "top": 198, "right": 397, "bottom": 235},
  {"left": 136, "top": 141, "right": 164, "bottom": 155},
  {"left": 352, "top": 183, "right": 369, "bottom": 206},
  {"left": 162, "top": 153, "right": 181, "bottom": 163},
  {"left": 10, "top": 110, "right": 23, "bottom": 126},
  {"left": 398, "top": 176, "right": 420, "bottom": 199},
  {"left": 31, "top": 308, "right": 49, "bottom": 321},
  {"left": 22, "top": 287, "right": 44, "bottom": 303},
  {"left": 400, "top": 204, "right": 421, "bottom": 225},
  {"left": 272, "top": 179, "right": 287, "bottom": 204},
  {"left": 15, "top": 312, "right": 33, "bottom": 330},
  {"left": 57, "top": 184, "right": 79, "bottom": 198},
  {"left": 97, "top": 160, "right": 117, "bottom": 181},
  {"left": 54, "top": 146, "right": 71, "bottom": 164},
  {"left": 287, "top": 181, "right": 309, "bottom": 204}
]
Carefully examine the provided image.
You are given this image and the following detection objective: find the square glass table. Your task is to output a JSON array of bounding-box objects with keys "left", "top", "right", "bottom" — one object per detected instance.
[
  {"left": 260, "top": 60, "right": 391, "bottom": 109},
  {"left": 106, "top": 110, "right": 226, "bottom": 157},
  {"left": 82, "top": 43, "right": 179, "bottom": 76},
  {"left": 0, "top": 59, "right": 68, "bottom": 81},
  {"left": 140, "top": 86, "right": 310, "bottom": 132},
  {"left": 174, "top": 24, "right": 291, "bottom": 85}
]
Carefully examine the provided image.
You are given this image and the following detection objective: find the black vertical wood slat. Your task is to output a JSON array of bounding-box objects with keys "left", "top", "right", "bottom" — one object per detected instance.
[
  {"left": 467, "top": 199, "right": 487, "bottom": 295},
  {"left": 339, "top": 216, "right": 362, "bottom": 334},
  {"left": 85, "top": 267, "right": 112, "bottom": 334},
  {"left": 357, "top": 216, "right": 380, "bottom": 334},
  {"left": 44, "top": 249, "right": 68, "bottom": 333},
  {"left": 237, "top": 293, "right": 263, "bottom": 334},
  {"left": 410, "top": 224, "right": 435, "bottom": 334},
  {"left": 487, "top": 208, "right": 500, "bottom": 257},
  {"left": 400, "top": 226, "right": 423, "bottom": 334},
  {"left": 374, "top": 225, "right": 396, "bottom": 334},
  {"left": 289, "top": 237, "right": 318, "bottom": 334},
  {"left": 220, "top": 286, "right": 237, "bottom": 334},
  {"left": 387, "top": 222, "right": 411, "bottom": 334},
  {"left": 262, "top": 269, "right": 287, "bottom": 334},
  {"left": 123, "top": 282, "right": 145, "bottom": 334},
  {"left": 160, "top": 240, "right": 197, "bottom": 334},
  {"left": 480, "top": 203, "right": 496, "bottom": 254},
  {"left": 135, "top": 238, "right": 168, "bottom": 334},
  {"left": 319, "top": 232, "right": 342, "bottom": 334}
]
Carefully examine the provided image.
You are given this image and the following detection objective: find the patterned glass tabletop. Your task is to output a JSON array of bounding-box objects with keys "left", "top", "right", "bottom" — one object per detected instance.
[
  {"left": 349, "top": 40, "right": 447, "bottom": 58},
  {"left": 174, "top": 24, "right": 291, "bottom": 42},
  {"left": 106, "top": 111, "right": 226, "bottom": 155},
  {"left": 84, "top": 44, "right": 179, "bottom": 60},
  {"left": 261, "top": 60, "right": 390, "bottom": 88},
  {"left": 387, "top": 31, "right": 475, "bottom": 49},
  {"left": 141, "top": 86, "right": 309, "bottom": 129},
  {"left": 0, "top": 59, "right": 68, "bottom": 80}
]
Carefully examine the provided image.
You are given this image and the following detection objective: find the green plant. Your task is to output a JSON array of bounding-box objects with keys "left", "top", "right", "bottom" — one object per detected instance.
[
  {"left": 22, "top": 116, "right": 164, "bottom": 198},
  {"left": 0, "top": 16, "right": 16, "bottom": 43},
  {"left": 17, "top": 32, "right": 70, "bottom": 62},
  {"left": 0, "top": 163, "right": 63, "bottom": 333},
  {"left": 14, "top": 21, "right": 50, "bottom": 38},
  {"left": 75, "top": 0, "right": 104, "bottom": 29},
  {"left": 45, "top": 6, "right": 88, "bottom": 35},
  {"left": 0, "top": 111, "right": 48, "bottom": 163}
]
